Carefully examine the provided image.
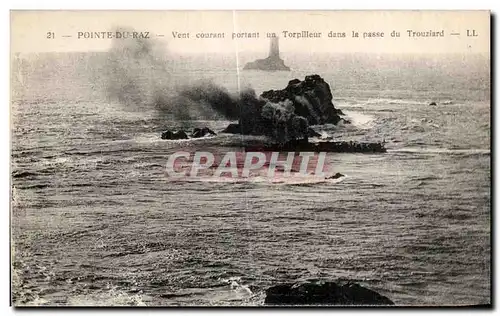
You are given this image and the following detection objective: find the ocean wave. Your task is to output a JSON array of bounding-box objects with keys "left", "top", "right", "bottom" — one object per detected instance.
[
  {"left": 342, "top": 110, "right": 376, "bottom": 129},
  {"left": 167, "top": 173, "right": 347, "bottom": 185},
  {"left": 362, "top": 98, "right": 426, "bottom": 106},
  {"left": 66, "top": 287, "right": 148, "bottom": 306},
  {"left": 389, "top": 147, "right": 490, "bottom": 156},
  {"left": 339, "top": 97, "right": 462, "bottom": 110},
  {"left": 337, "top": 98, "right": 425, "bottom": 107}
]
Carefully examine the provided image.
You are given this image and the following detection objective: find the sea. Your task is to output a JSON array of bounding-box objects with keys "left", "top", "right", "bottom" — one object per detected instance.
[{"left": 11, "top": 51, "right": 491, "bottom": 306}]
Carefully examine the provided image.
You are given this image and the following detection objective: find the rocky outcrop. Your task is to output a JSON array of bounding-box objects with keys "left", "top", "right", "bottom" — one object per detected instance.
[
  {"left": 220, "top": 89, "right": 309, "bottom": 143},
  {"left": 221, "top": 75, "right": 344, "bottom": 144},
  {"left": 308, "top": 127, "right": 322, "bottom": 138},
  {"left": 326, "top": 172, "right": 345, "bottom": 180},
  {"left": 221, "top": 123, "right": 241, "bottom": 134},
  {"left": 261, "top": 75, "right": 343, "bottom": 125},
  {"left": 264, "top": 281, "right": 394, "bottom": 306},
  {"left": 161, "top": 130, "right": 189, "bottom": 140},
  {"left": 243, "top": 56, "right": 290, "bottom": 71},
  {"left": 191, "top": 127, "right": 216, "bottom": 138},
  {"left": 161, "top": 127, "right": 216, "bottom": 140}
]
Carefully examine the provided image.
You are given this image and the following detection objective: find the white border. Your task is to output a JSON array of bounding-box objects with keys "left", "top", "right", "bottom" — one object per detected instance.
[{"left": 2, "top": 1, "right": 499, "bottom": 10}]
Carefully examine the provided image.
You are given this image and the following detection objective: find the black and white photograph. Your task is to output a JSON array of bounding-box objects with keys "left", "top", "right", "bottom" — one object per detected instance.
[{"left": 10, "top": 10, "right": 491, "bottom": 307}]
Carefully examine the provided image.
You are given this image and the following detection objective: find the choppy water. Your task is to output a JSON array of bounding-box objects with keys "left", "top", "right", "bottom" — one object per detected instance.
[{"left": 11, "top": 53, "right": 490, "bottom": 306}]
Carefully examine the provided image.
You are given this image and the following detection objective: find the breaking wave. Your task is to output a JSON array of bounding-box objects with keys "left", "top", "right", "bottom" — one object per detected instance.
[
  {"left": 389, "top": 147, "right": 490, "bottom": 156},
  {"left": 343, "top": 110, "right": 376, "bottom": 129}
]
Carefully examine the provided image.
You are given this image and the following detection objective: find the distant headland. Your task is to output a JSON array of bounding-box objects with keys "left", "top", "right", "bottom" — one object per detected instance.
[{"left": 243, "top": 37, "right": 290, "bottom": 71}]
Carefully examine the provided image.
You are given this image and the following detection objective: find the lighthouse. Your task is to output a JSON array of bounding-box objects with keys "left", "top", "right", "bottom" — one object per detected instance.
[
  {"left": 243, "top": 37, "right": 290, "bottom": 71},
  {"left": 269, "top": 37, "right": 280, "bottom": 59}
]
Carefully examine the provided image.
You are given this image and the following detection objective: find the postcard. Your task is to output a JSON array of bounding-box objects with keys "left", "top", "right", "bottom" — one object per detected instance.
[{"left": 10, "top": 10, "right": 491, "bottom": 307}]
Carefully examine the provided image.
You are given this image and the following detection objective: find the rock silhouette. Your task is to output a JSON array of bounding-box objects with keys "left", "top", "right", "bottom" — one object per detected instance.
[
  {"left": 307, "top": 127, "right": 322, "bottom": 138},
  {"left": 191, "top": 127, "right": 216, "bottom": 138},
  {"left": 261, "top": 74, "right": 343, "bottom": 125},
  {"left": 264, "top": 281, "right": 395, "bottom": 306},
  {"left": 326, "top": 172, "right": 345, "bottom": 179},
  {"left": 221, "top": 123, "right": 242, "bottom": 134},
  {"left": 161, "top": 127, "right": 216, "bottom": 140},
  {"left": 222, "top": 74, "right": 344, "bottom": 144},
  {"left": 243, "top": 37, "right": 290, "bottom": 71},
  {"left": 161, "top": 130, "right": 189, "bottom": 140}
]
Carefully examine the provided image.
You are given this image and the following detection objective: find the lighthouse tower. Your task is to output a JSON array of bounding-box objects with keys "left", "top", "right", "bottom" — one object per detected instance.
[
  {"left": 243, "top": 36, "right": 290, "bottom": 71},
  {"left": 269, "top": 37, "right": 280, "bottom": 59}
]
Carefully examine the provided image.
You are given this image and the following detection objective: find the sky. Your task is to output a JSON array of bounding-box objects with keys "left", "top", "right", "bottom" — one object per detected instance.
[{"left": 11, "top": 10, "right": 490, "bottom": 55}]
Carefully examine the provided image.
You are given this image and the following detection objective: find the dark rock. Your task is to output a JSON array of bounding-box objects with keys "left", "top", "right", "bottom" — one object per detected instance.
[
  {"left": 192, "top": 127, "right": 217, "bottom": 138},
  {"left": 307, "top": 128, "right": 322, "bottom": 138},
  {"left": 221, "top": 123, "right": 242, "bottom": 134},
  {"left": 326, "top": 172, "right": 345, "bottom": 180},
  {"left": 222, "top": 74, "right": 345, "bottom": 145},
  {"left": 174, "top": 131, "right": 188, "bottom": 139},
  {"left": 243, "top": 57, "right": 290, "bottom": 71},
  {"left": 222, "top": 96, "right": 310, "bottom": 144},
  {"left": 192, "top": 128, "right": 202, "bottom": 138},
  {"left": 204, "top": 127, "right": 217, "bottom": 135},
  {"left": 161, "top": 130, "right": 189, "bottom": 140},
  {"left": 305, "top": 74, "right": 321, "bottom": 82},
  {"left": 161, "top": 130, "right": 173, "bottom": 139},
  {"left": 264, "top": 281, "right": 394, "bottom": 306},
  {"left": 429, "top": 102, "right": 437, "bottom": 106},
  {"left": 260, "top": 74, "right": 342, "bottom": 126}
]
